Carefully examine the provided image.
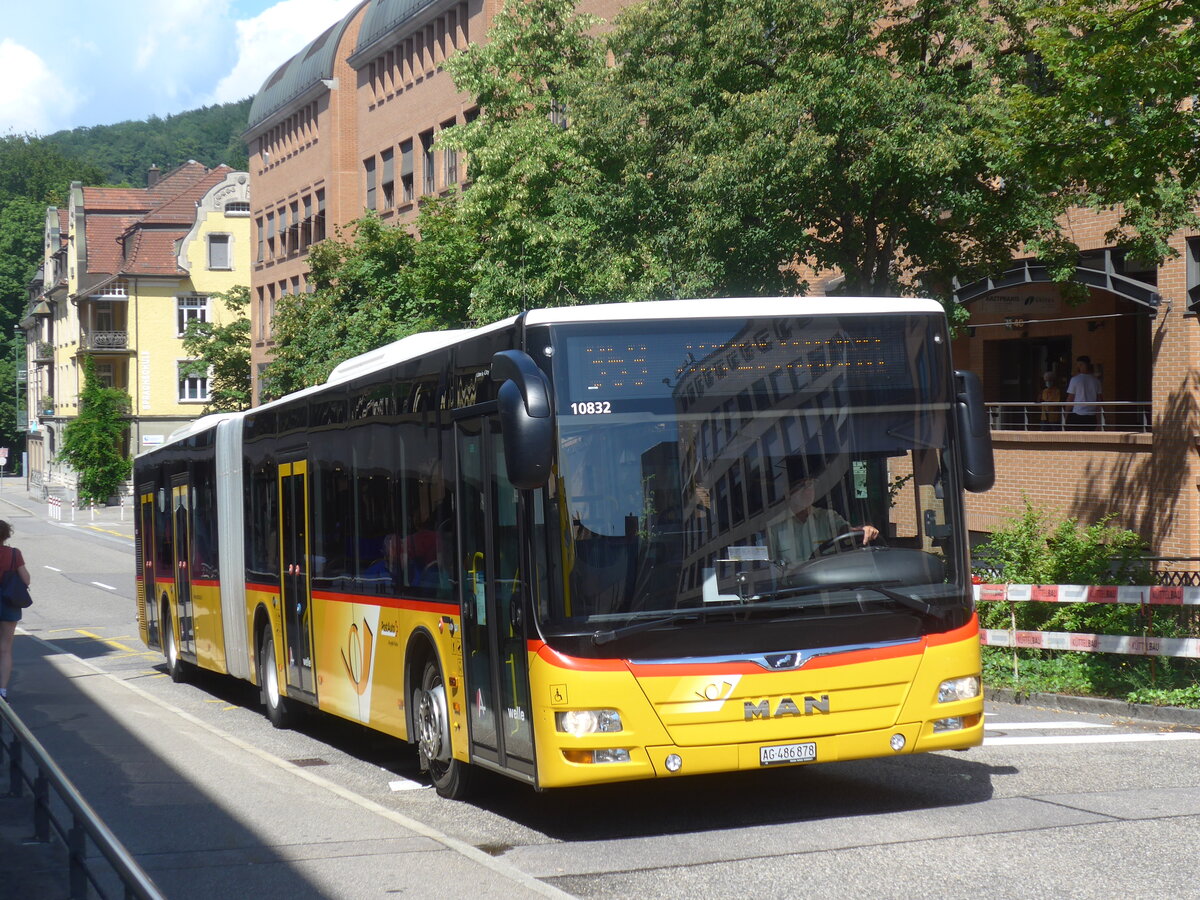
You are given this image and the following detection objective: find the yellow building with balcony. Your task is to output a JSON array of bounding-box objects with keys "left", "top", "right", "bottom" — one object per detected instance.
[{"left": 21, "top": 163, "right": 251, "bottom": 500}]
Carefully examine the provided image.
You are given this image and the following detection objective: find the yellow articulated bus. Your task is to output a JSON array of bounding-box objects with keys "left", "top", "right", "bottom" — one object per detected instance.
[{"left": 134, "top": 297, "right": 993, "bottom": 798}]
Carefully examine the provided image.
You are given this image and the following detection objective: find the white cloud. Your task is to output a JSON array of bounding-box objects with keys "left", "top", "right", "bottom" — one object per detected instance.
[
  {"left": 0, "top": 39, "right": 80, "bottom": 134},
  {"left": 209, "top": 0, "right": 361, "bottom": 105}
]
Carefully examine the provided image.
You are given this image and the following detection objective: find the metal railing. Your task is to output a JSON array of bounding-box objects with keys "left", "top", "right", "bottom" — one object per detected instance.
[
  {"left": 973, "top": 557, "right": 1200, "bottom": 587},
  {"left": 1, "top": 697, "right": 165, "bottom": 900},
  {"left": 79, "top": 330, "right": 129, "bottom": 351},
  {"left": 986, "top": 401, "right": 1152, "bottom": 433}
]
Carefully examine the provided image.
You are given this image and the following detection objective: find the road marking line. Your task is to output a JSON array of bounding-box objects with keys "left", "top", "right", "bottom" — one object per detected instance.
[
  {"left": 986, "top": 732, "right": 1200, "bottom": 746},
  {"left": 91, "top": 581, "right": 116, "bottom": 591},
  {"left": 75, "top": 629, "right": 137, "bottom": 653},
  {"left": 44, "top": 565, "right": 62, "bottom": 572},
  {"left": 389, "top": 779, "right": 428, "bottom": 792},
  {"left": 985, "top": 721, "right": 1115, "bottom": 731}
]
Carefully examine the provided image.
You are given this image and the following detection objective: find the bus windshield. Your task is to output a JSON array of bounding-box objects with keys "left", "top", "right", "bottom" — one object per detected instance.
[{"left": 540, "top": 312, "right": 968, "bottom": 658}]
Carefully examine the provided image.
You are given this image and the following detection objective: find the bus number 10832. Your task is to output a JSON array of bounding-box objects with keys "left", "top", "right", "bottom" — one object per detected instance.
[{"left": 570, "top": 401, "right": 612, "bottom": 415}]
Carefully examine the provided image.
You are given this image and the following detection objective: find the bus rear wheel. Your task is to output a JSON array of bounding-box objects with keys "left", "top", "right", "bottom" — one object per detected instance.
[
  {"left": 415, "top": 659, "right": 472, "bottom": 799},
  {"left": 258, "top": 629, "right": 294, "bottom": 730}
]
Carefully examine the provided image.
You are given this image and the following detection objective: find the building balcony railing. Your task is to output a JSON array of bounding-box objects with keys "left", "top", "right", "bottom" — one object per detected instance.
[
  {"left": 79, "top": 330, "right": 129, "bottom": 351},
  {"left": 32, "top": 342, "right": 52, "bottom": 363},
  {"left": 986, "top": 401, "right": 1152, "bottom": 433}
]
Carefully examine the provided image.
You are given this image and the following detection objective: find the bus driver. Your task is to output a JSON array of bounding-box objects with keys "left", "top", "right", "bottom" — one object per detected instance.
[{"left": 769, "top": 476, "right": 879, "bottom": 565}]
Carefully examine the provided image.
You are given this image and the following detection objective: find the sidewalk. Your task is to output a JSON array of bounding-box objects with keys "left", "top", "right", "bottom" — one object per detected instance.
[
  {"left": 1, "top": 635, "right": 567, "bottom": 900},
  {"left": 0, "top": 479, "right": 135, "bottom": 542}
]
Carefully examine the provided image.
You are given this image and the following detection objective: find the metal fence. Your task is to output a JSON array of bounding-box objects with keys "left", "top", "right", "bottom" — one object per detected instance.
[
  {"left": 972, "top": 557, "right": 1200, "bottom": 587},
  {"left": 1, "top": 697, "right": 164, "bottom": 900},
  {"left": 986, "top": 401, "right": 1152, "bottom": 433}
]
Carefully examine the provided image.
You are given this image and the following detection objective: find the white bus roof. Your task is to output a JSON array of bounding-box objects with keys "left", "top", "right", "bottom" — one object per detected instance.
[{"left": 138, "top": 296, "right": 943, "bottom": 457}]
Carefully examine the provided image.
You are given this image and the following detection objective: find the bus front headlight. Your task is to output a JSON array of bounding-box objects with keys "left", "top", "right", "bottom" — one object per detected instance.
[
  {"left": 555, "top": 709, "right": 623, "bottom": 736},
  {"left": 937, "top": 676, "right": 981, "bottom": 704}
]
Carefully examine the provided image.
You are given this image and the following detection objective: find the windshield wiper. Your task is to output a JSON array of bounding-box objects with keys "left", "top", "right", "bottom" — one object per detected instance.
[
  {"left": 590, "top": 611, "right": 705, "bottom": 646},
  {"left": 753, "top": 581, "right": 948, "bottom": 621}
]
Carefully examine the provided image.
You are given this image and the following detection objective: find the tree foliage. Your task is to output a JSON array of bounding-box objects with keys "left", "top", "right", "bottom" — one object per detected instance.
[
  {"left": 180, "top": 286, "right": 253, "bottom": 413},
  {"left": 42, "top": 99, "right": 253, "bottom": 186},
  {"left": 1010, "top": 0, "right": 1200, "bottom": 263},
  {"left": 59, "top": 358, "right": 133, "bottom": 505},
  {"left": 254, "top": 0, "right": 1200, "bottom": 379},
  {"left": 264, "top": 206, "right": 477, "bottom": 395},
  {"left": 0, "top": 135, "right": 107, "bottom": 460}
]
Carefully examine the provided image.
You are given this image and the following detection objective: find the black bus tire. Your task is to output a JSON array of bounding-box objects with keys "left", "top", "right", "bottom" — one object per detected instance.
[
  {"left": 259, "top": 629, "right": 294, "bottom": 730},
  {"left": 163, "top": 600, "right": 188, "bottom": 683},
  {"left": 416, "top": 659, "right": 473, "bottom": 799}
]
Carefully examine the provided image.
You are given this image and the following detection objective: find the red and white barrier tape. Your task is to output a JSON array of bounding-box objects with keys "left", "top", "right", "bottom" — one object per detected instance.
[
  {"left": 974, "top": 584, "right": 1200, "bottom": 606},
  {"left": 981, "top": 629, "right": 1200, "bottom": 659}
]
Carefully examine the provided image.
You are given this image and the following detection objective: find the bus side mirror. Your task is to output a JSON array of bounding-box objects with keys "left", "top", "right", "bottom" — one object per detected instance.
[
  {"left": 955, "top": 369, "right": 994, "bottom": 493},
  {"left": 492, "top": 350, "right": 554, "bottom": 489}
]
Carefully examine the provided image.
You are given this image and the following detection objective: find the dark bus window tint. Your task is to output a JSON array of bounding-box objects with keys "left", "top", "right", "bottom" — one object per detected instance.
[
  {"left": 353, "top": 424, "right": 396, "bottom": 595},
  {"left": 246, "top": 459, "right": 279, "bottom": 584},
  {"left": 192, "top": 462, "right": 219, "bottom": 578},
  {"left": 312, "top": 458, "right": 352, "bottom": 590},
  {"left": 394, "top": 422, "right": 451, "bottom": 599}
]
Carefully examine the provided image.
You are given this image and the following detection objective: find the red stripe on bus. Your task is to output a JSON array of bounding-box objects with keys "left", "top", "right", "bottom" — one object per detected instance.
[
  {"left": 311, "top": 589, "right": 455, "bottom": 615},
  {"left": 529, "top": 614, "right": 979, "bottom": 676}
]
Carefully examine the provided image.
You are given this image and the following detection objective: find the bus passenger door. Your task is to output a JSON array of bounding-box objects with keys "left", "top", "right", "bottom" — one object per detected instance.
[
  {"left": 171, "top": 481, "right": 195, "bottom": 658},
  {"left": 457, "top": 416, "right": 535, "bottom": 777},
  {"left": 278, "top": 459, "right": 315, "bottom": 697},
  {"left": 137, "top": 490, "right": 159, "bottom": 648}
]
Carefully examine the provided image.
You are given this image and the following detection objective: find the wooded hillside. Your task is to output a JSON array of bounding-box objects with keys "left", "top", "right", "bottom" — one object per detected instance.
[{"left": 43, "top": 98, "right": 253, "bottom": 186}]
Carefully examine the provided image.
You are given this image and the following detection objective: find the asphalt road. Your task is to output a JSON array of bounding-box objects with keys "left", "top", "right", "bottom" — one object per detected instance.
[{"left": 3, "top": 488, "right": 1199, "bottom": 899}]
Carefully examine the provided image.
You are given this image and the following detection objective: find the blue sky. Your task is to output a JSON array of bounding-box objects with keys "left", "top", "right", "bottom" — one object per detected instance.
[{"left": 0, "top": 0, "right": 362, "bottom": 135}]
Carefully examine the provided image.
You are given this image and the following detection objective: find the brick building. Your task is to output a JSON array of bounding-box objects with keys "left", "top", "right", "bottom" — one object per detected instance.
[{"left": 938, "top": 206, "right": 1200, "bottom": 561}]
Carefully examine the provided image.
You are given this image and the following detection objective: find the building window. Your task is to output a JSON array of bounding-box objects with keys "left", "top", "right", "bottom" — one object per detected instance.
[
  {"left": 224, "top": 201, "right": 250, "bottom": 216},
  {"left": 314, "top": 190, "right": 326, "bottom": 242},
  {"left": 441, "top": 120, "right": 457, "bottom": 186},
  {"left": 400, "top": 140, "right": 414, "bottom": 203},
  {"left": 266, "top": 213, "right": 276, "bottom": 258},
  {"left": 278, "top": 206, "right": 288, "bottom": 256},
  {"left": 421, "top": 130, "right": 435, "bottom": 196},
  {"left": 208, "top": 234, "right": 232, "bottom": 270},
  {"left": 301, "top": 195, "right": 313, "bottom": 250},
  {"left": 177, "top": 294, "right": 208, "bottom": 336},
  {"left": 178, "top": 361, "right": 210, "bottom": 401},
  {"left": 365, "top": 156, "right": 377, "bottom": 210},
  {"left": 1188, "top": 237, "right": 1200, "bottom": 313},
  {"left": 95, "top": 362, "right": 114, "bottom": 388},
  {"left": 381, "top": 148, "right": 395, "bottom": 208},
  {"left": 256, "top": 217, "right": 264, "bottom": 262}
]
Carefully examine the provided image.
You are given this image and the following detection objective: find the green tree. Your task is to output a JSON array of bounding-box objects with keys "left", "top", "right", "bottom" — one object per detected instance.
[
  {"left": 441, "top": 0, "right": 1071, "bottom": 322},
  {"left": 265, "top": 206, "right": 477, "bottom": 395},
  {"left": 1009, "top": 0, "right": 1200, "bottom": 264},
  {"left": 180, "top": 286, "right": 252, "bottom": 413},
  {"left": 0, "top": 135, "right": 106, "bottom": 463},
  {"left": 59, "top": 358, "right": 133, "bottom": 505}
]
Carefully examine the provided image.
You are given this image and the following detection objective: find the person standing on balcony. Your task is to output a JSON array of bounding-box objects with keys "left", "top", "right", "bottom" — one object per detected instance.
[{"left": 1066, "top": 356, "right": 1103, "bottom": 429}]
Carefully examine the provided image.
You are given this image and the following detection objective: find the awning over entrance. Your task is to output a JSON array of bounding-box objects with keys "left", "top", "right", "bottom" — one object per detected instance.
[{"left": 953, "top": 254, "right": 1162, "bottom": 315}]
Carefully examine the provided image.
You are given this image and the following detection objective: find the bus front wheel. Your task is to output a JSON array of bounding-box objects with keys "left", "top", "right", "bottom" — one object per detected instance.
[
  {"left": 415, "top": 659, "right": 472, "bottom": 799},
  {"left": 258, "top": 629, "right": 294, "bottom": 729}
]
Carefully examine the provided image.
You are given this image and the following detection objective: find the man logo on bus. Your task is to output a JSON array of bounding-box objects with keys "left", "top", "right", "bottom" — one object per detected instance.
[
  {"left": 745, "top": 695, "right": 831, "bottom": 720},
  {"left": 341, "top": 619, "right": 374, "bottom": 697}
]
